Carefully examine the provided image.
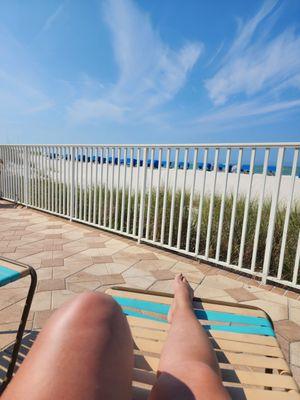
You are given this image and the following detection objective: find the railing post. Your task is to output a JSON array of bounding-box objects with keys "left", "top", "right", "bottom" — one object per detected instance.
[
  {"left": 69, "top": 146, "right": 75, "bottom": 221},
  {"left": 24, "top": 146, "right": 29, "bottom": 207},
  {"left": 138, "top": 147, "right": 148, "bottom": 244},
  {"left": 262, "top": 146, "right": 285, "bottom": 284}
]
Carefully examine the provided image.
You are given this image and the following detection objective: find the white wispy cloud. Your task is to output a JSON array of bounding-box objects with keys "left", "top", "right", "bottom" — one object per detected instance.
[
  {"left": 195, "top": 0, "right": 300, "bottom": 130},
  {"left": 68, "top": 0, "right": 203, "bottom": 123},
  {"left": 41, "top": 2, "right": 65, "bottom": 33}
]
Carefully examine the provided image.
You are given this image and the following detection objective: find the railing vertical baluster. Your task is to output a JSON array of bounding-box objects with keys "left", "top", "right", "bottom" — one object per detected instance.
[
  {"left": 88, "top": 147, "right": 93, "bottom": 223},
  {"left": 109, "top": 147, "right": 115, "bottom": 229},
  {"left": 168, "top": 148, "right": 179, "bottom": 247},
  {"left": 205, "top": 148, "right": 219, "bottom": 259},
  {"left": 103, "top": 147, "right": 109, "bottom": 227},
  {"left": 251, "top": 148, "right": 269, "bottom": 272},
  {"left": 69, "top": 146, "right": 75, "bottom": 221},
  {"left": 146, "top": 148, "right": 155, "bottom": 240},
  {"left": 24, "top": 146, "right": 28, "bottom": 206},
  {"left": 277, "top": 148, "right": 299, "bottom": 279},
  {"left": 114, "top": 147, "right": 121, "bottom": 230},
  {"left": 98, "top": 147, "right": 104, "bottom": 226},
  {"left": 292, "top": 231, "right": 300, "bottom": 286},
  {"left": 161, "top": 148, "right": 170, "bottom": 244},
  {"left": 195, "top": 148, "right": 208, "bottom": 256},
  {"left": 186, "top": 148, "right": 198, "bottom": 252},
  {"left": 84, "top": 146, "right": 88, "bottom": 221},
  {"left": 262, "top": 147, "right": 285, "bottom": 283},
  {"left": 238, "top": 148, "right": 256, "bottom": 268},
  {"left": 59, "top": 146, "right": 62, "bottom": 214},
  {"left": 133, "top": 148, "right": 141, "bottom": 237},
  {"left": 177, "top": 148, "right": 188, "bottom": 248},
  {"left": 153, "top": 148, "right": 162, "bottom": 242},
  {"left": 79, "top": 146, "right": 83, "bottom": 220},
  {"left": 215, "top": 148, "right": 231, "bottom": 261},
  {"left": 93, "top": 147, "right": 98, "bottom": 224},
  {"left": 47, "top": 146, "right": 51, "bottom": 210},
  {"left": 226, "top": 148, "right": 243, "bottom": 265},
  {"left": 138, "top": 147, "right": 148, "bottom": 243},
  {"left": 126, "top": 148, "right": 134, "bottom": 234},
  {"left": 120, "top": 148, "right": 127, "bottom": 232}
]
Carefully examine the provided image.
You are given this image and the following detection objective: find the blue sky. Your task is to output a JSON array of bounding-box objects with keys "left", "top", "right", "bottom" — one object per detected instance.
[{"left": 0, "top": 0, "right": 300, "bottom": 144}]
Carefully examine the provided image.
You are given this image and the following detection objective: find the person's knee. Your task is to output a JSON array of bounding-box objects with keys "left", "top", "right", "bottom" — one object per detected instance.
[{"left": 53, "top": 291, "right": 124, "bottom": 331}]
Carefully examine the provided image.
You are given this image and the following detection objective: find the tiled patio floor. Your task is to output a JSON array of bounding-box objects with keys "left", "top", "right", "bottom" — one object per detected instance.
[{"left": 0, "top": 199, "right": 299, "bottom": 387}]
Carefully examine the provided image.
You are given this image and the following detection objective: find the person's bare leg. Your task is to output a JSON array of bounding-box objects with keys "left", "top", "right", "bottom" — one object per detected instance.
[
  {"left": 2, "top": 292, "right": 133, "bottom": 400},
  {"left": 149, "top": 274, "right": 230, "bottom": 400}
]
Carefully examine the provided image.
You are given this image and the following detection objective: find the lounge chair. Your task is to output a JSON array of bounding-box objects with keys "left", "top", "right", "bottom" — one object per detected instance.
[
  {"left": 106, "top": 286, "right": 300, "bottom": 400},
  {"left": 0, "top": 257, "right": 37, "bottom": 394}
]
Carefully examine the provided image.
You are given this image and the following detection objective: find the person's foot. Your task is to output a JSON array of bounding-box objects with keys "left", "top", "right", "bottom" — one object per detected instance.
[{"left": 167, "top": 274, "right": 194, "bottom": 323}]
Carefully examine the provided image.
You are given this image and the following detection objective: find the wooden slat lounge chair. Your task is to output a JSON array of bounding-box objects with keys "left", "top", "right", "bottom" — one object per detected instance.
[
  {"left": 0, "top": 257, "right": 37, "bottom": 394},
  {"left": 106, "top": 287, "right": 300, "bottom": 400}
]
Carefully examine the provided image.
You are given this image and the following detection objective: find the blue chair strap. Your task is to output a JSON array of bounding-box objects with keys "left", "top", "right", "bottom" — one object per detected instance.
[
  {"left": 113, "top": 296, "right": 272, "bottom": 328},
  {"left": 122, "top": 308, "right": 275, "bottom": 336},
  {"left": 0, "top": 265, "right": 21, "bottom": 287}
]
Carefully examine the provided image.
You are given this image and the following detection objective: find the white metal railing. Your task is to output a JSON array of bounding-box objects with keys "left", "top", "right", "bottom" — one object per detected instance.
[{"left": 0, "top": 143, "right": 299, "bottom": 289}]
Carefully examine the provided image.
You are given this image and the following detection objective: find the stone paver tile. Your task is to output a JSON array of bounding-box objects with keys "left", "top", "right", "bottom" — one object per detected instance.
[
  {"left": 92, "top": 256, "right": 113, "bottom": 264},
  {"left": 242, "top": 299, "right": 288, "bottom": 321},
  {"left": 37, "top": 279, "right": 66, "bottom": 292},
  {"left": 134, "top": 260, "right": 173, "bottom": 272},
  {"left": 151, "top": 270, "right": 175, "bottom": 281},
  {"left": 243, "top": 284, "right": 266, "bottom": 293},
  {"left": 150, "top": 279, "right": 197, "bottom": 294},
  {"left": 0, "top": 287, "right": 29, "bottom": 310},
  {"left": 289, "top": 298, "right": 300, "bottom": 308},
  {"left": 40, "top": 258, "right": 64, "bottom": 268},
  {"left": 225, "top": 287, "right": 257, "bottom": 302},
  {"left": 33, "top": 309, "right": 56, "bottom": 329},
  {"left": 52, "top": 263, "right": 89, "bottom": 280},
  {"left": 52, "top": 290, "right": 77, "bottom": 309},
  {"left": 0, "top": 301, "right": 33, "bottom": 324},
  {"left": 46, "top": 224, "right": 62, "bottom": 229},
  {"left": 123, "top": 266, "right": 152, "bottom": 278},
  {"left": 274, "top": 320, "right": 300, "bottom": 342},
  {"left": 290, "top": 307, "right": 300, "bottom": 326},
  {"left": 291, "top": 365, "right": 300, "bottom": 388},
  {"left": 276, "top": 334, "right": 290, "bottom": 363},
  {"left": 0, "top": 320, "right": 33, "bottom": 348},
  {"left": 201, "top": 275, "right": 243, "bottom": 290},
  {"left": 210, "top": 295, "right": 238, "bottom": 303},
  {"left": 43, "top": 243, "right": 63, "bottom": 251},
  {"left": 67, "top": 271, "right": 101, "bottom": 283},
  {"left": 84, "top": 232, "right": 101, "bottom": 237},
  {"left": 105, "top": 263, "right": 130, "bottom": 275},
  {"left": 36, "top": 267, "right": 53, "bottom": 281},
  {"left": 290, "top": 341, "right": 300, "bottom": 366},
  {"left": 45, "top": 234, "right": 62, "bottom": 239},
  {"left": 84, "top": 264, "right": 118, "bottom": 276},
  {"left": 27, "top": 291, "right": 52, "bottom": 312},
  {"left": 254, "top": 290, "right": 288, "bottom": 305},
  {"left": 85, "top": 242, "right": 106, "bottom": 249},
  {"left": 98, "top": 274, "right": 125, "bottom": 285},
  {"left": 121, "top": 276, "right": 156, "bottom": 290},
  {"left": 67, "top": 281, "right": 101, "bottom": 293},
  {"left": 171, "top": 261, "right": 203, "bottom": 273},
  {"left": 134, "top": 252, "right": 158, "bottom": 260},
  {"left": 194, "top": 285, "right": 230, "bottom": 299}
]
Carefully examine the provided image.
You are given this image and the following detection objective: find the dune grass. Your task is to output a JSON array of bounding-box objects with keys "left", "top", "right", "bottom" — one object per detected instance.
[{"left": 27, "top": 179, "right": 300, "bottom": 284}]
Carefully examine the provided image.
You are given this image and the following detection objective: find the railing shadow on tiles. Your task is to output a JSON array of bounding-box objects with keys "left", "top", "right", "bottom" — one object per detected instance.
[{"left": 0, "top": 143, "right": 299, "bottom": 289}]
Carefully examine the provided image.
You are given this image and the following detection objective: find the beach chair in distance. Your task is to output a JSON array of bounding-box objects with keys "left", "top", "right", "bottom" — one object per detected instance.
[
  {"left": 106, "top": 286, "right": 300, "bottom": 400},
  {"left": 0, "top": 257, "right": 37, "bottom": 394}
]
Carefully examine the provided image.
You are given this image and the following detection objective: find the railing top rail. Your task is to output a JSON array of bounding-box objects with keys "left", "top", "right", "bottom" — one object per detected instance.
[{"left": 0, "top": 142, "right": 300, "bottom": 148}]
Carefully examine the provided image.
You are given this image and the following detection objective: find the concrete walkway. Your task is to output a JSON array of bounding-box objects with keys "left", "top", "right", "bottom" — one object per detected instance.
[{"left": 0, "top": 200, "right": 299, "bottom": 386}]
